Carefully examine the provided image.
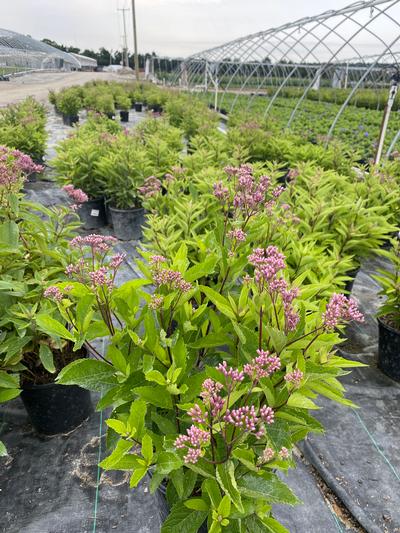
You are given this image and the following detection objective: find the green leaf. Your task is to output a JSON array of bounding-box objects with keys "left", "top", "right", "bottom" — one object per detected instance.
[
  {"left": 157, "top": 452, "right": 183, "bottom": 475},
  {"left": 161, "top": 502, "right": 207, "bottom": 533},
  {"left": 200, "top": 286, "right": 236, "bottom": 320},
  {"left": 287, "top": 391, "right": 319, "bottom": 410},
  {"left": 185, "top": 255, "right": 218, "bottom": 282},
  {"left": 218, "top": 495, "right": 231, "bottom": 517},
  {"left": 216, "top": 462, "right": 244, "bottom": 513},
  {"left": 245, "top": 515, "right": 289, "bottom": 533},
  {"left": 100, "top": 439, "right": 133, "bottom": 470},
  {"left": 145, "top": 370, "right": 166, "bottom": 386},
  {"left": 107, "top": 345, "right": 127, "bottom": 374},
  {"left": 203, "top": 478, "right": 222, "bottom": 508},
  {"left": 39, "top": 344, "right": 56, "bottom": 374},
  {"left": 76, "top": 294, "right": 95, "bottom": 331},
  {"left": 130, "top": 466, "right": 147, "bottom": 488},
  {"left": 184, "top": 498, "right": 208, "bottom": 511},
  {"left": 36, "top": 315, "right": 75, "bottom": 341},
  {"left": 128, "top": 399, "right": 147, "bottom": 439},
  {"left": 232, "top": 448, "right": 258, "bottom": 472},
  {"left": 0, "top": 388, "right": 20, "bottom": 403},
  {"left": 106, "top": 418, "right": 127, "bottom": 436},
  {"left": 133, "top": 385, "right": 173, "bottom": 409},
  {"left": 0, "top": 440, "right": 7, "bottom": 456},
  {"left": 142, "top": 434, "right": 153, "bottom": 464},
  {"left": 57, "top": 359, "right": 117, "bottom": 392},
  {"left": 0, "top": 220, "right": 19, "bottom": 249},
  {"left": 151, "top": 411, "right": 176, "bottom": 435},
  {"left": 0, "top": 371, "right": 19, "bottom": 389},
  {"left": 238, "top": 472, "right": 300, "bottom": 505}
]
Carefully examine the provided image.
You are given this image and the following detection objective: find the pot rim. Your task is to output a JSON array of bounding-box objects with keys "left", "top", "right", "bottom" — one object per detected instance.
[
  {"left": 21, "top": 381, "right": 80, "bottom": 391},
  {"left": 377, "top": 315, "right": 400, "bottom": 335},
  {"left": 109, "top": 205, "right": 144, "bottom": 213}
]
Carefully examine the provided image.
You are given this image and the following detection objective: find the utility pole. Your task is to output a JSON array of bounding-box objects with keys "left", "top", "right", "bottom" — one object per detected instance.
[
  {"left": 131, "top": 0, "right": 140, "bottom": 80},
  {"left": 117, "top": 8, "right": 130, "bottom": 68}
]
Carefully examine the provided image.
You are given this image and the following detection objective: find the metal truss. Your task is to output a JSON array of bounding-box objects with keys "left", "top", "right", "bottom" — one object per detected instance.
[{"left": 174, "top": 0, "right": 400, "bottom": 154}]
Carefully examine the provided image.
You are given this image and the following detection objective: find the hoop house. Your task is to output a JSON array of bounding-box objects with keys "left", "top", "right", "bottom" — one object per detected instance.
[
  {"left": 177, "top": 0, "right": 400, "bottom": 156},
  {"left": 0, "top": 28, "right": 79, "bottom": 75}
]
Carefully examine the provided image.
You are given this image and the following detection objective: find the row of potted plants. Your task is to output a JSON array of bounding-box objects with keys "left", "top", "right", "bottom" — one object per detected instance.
[
  {"left": 0, "top": 97, "right": 47, "bottom": 162},
  {"left": 51, "top": 113, "right": 184, "bottom": 239},
  {"left": 1, "top": 83, "right": 399, "bottom": 531},
  {"left": 49, "top": 81, "right": 170, "bottom": 126}
]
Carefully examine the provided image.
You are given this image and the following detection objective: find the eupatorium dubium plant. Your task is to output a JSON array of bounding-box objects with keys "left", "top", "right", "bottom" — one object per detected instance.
[{"left": 41, "top": 233, "right": 365, "bottom": 533}]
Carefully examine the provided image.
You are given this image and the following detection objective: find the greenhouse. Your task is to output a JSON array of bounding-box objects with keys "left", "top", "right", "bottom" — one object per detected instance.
[
  {"left": 0, "top": 28, "right": 80, "bottom": 74},
  {"left": 0, "top": 0, "right": 400, "bottom": 532}
]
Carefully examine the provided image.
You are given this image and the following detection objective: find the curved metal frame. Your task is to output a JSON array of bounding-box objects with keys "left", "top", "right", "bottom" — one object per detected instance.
[{"left": 174, "top": 0, "right": 400, "bottom": 155}]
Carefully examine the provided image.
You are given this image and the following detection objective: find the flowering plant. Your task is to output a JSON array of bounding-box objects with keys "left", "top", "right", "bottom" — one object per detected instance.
[{"left": 50, "top": 237, "right": 365, "bottom": 532}]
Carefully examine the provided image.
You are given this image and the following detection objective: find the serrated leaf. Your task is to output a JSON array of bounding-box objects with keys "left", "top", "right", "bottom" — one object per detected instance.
[
  {"left": 57, "top": 359, "right": 117, "bottom": 392},
  {"left": 238, "top": 472, "right": 300, "bottom": 505},
  {"left": 161, "top": 502, "right": 207, "bottom": 533},
  {"left": 216, "top": 461, "right": 244, "bottom": 513}
]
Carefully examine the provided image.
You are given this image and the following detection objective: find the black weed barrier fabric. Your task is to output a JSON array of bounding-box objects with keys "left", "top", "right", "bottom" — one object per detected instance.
[
  {"left": 301, "top": 257, "right": 400, "bottom": 533},
  {"left": 0, "top": 398, "right": 167, "bottom": 533}
]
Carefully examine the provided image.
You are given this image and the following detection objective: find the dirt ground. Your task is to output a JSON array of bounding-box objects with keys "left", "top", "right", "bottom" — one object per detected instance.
[{"left": 0, "top": 71, "right": 136, "bottom": 107}]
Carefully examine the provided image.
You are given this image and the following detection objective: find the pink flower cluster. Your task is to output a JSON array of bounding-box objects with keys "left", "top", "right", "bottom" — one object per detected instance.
[
  {"left": 232, "top": 166, "right": 271, "bottom": 212},
  {"left": 150, "top": 255, "right": 192, "bottom": 293},
  {"left": 89, "top": 267, "right": 113, "bottom": 288},
  {"left": 284, "top": 369, "right": 304, "bottom": 387},
  {"left": 217, "top": 361, "right": 245, "bottom": 382},
  {"left": 65, "top": 235, "right": 124, "bottom": 290},
  {"left": 174, "top": 354, "right": 281, "bottom": 464},
  {"left": 62, "top": 184, "right": 88, "bottom": 208},
  {"left": 227, "top": 228, "right": 247, "bottom": 242},
  {"left": 0, "top": 146, "right": 43, "bottom": 187},
  {"left": 323, "top": 293, "right": 364, "bottom": 329},
  {"left": 200, "top": 378, "right": 224, "bottom": 417},
  {"left": 138, "top": 176, "right": 162, "bottom": 198},
  {"left": 248, "top": 246, "right": 286, "bottom": 283},
  {"left": 149, "top": 294, "right": 164, "bottom": 310},
  {"left": 249, "top": 247, "right": 300, "bottom": 332},
  {"left": 43, "top": 286, "right": 63, "bottom": 302},
  {"left": 213, "top": 181, "right": 229, "bottom": 202},
  {"left": 70, "top": 234, "right": 117, "bottom": 253},
  {"left": 174, "top": 425, "right": 210, "bottom": 464},
  {"left": 243, "top": 349, "right": 281, "bottom": 380}
]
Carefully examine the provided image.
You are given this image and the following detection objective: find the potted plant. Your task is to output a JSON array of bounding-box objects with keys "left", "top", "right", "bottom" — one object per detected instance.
[
  {"left": 96, "top": 93, "right": 116, "bottom": 119},
  {"left": 133, "top": 89, "right": 144, "bottom": 112},
  {"left": 52, "top": 117, "right": 117, "bottom": 229},
  {"left": 374, "top": 234, "right": 400, "bottom": 381},
  {"left": 56, "top": 88, "right": 82, "bottom": 126},
  {"left": 0, "top": 153, "right": 93, "bottom": 438},
  {"left": 96, "top": 135, "right": 150, "bottom": 240},
  {"left": 48, "top": 239, "right": 365, "bottom": 531},
  {"left": 116, "top": 93, "right": 131, "bottom": 122}
]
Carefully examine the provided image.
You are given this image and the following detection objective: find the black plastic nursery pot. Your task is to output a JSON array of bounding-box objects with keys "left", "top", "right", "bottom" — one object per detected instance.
[
  {"left": 106, "top": 112, "right": 115, "bottom": 120},
  {"left": 109, "top": 205, "right": 145, "bottom": 241},
  {"left": 378, "top": 317, "right": 400, "bottom": 381},
  {"left": 344, "top": 266, "right": 360, "bottom": 294},
  {"left": 120, "top": 110, "right": 129, "bottom": 122},
  {"left": 78, "top": 197, "right": 107, "bottom": 230},
  {"left": 20, "top": 382, "right": 93, "bottom": 435},
  {"left": 151, "top": 104, "right": 163, "bottom": 113},
  {"left": 134, "top": 102, "right": 143, "bottom": 112},
  {"left": 62, "top": 114, "right": 79, "bottom": 126}
]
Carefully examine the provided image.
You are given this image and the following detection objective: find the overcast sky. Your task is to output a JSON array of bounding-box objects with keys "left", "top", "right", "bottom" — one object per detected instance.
[{"left": 3, "top": 0, "right": 399, "bottom": 58}]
